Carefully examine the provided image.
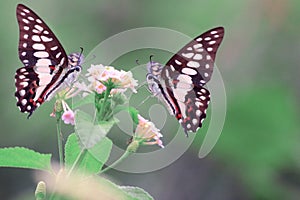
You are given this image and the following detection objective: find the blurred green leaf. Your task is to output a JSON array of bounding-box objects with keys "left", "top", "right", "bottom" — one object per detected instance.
[
  {"left": 65, "top": 133, "right": 112, "bottom": 174},
  {"left": 114, "top": 105, "right": 139, "bottom": 124},
  {"left": 75, "top": 110, "right": 114, "bottom": 149},
  {"left": 72, "top": 93, "right": 95, "bottom": 109},
  {"left": 0, "top": 147, "right": 52, "bottom": 172},
  {"left": 120, "top": 186, "right": 154, "bottom": 200}
]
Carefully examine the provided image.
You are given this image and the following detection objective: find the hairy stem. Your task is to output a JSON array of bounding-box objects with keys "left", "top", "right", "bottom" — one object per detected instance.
[
  {"left": 98, "top": 150, "right": 131, "bottom": 174},
  {"left": 56, "top": 119, "right": 63, "bottom": 168}
]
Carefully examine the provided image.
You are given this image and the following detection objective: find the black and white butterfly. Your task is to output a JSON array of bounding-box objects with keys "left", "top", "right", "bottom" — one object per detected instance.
[
  {"left": 146, "top": 27, "right": 224, "bottom": 136},
  {"left": 15, "top": 4, "right": 83, "bottom": 118}
]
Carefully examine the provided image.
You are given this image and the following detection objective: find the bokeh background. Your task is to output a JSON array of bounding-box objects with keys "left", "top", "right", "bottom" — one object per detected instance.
[{"left": 1, "top": 0, "right": 300, "bottom": 199}]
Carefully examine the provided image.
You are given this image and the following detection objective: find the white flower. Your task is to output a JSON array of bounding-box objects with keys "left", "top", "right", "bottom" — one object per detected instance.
[{"left": 85, "top": 64, "right": 138, "bottom": 94}]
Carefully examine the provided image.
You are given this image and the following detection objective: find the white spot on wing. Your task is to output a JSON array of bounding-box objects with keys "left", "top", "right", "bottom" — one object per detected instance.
[
  {"left": 196, "top": 110, "right": 201, "bottom": 116},
  {"left": 33, "top": 29, "right": 39, "bottom": 34},
  {"left": 43, "top": 30, "right": 49, "bottom": 34},
  {"left": 195, "top": 101, "right": 203, "bottom": 107},
  {"left": 24, "top": 26, "right": 29, "bottom": 31},
  {"left": 187, "top": 124, "right": 191, "bottom": 129},
  {"left": 200, "top": 95, "right": 206, "bottom": 100},
  {"left": 214, "top": 35, "right": 220, "bottom": 38},
  {"left": 182, "top": 68, "right": 197, "bottom": 75},
  {"left": 51, "top": 46, "right": 58, "bottom": 51},
  {"left": 209, "top": 41, "right": 216, "bottom": 45},
  {"left": 19, "top": 75, "right": 26, "bottom": 79},
  {"left": 33, "top": 43, "right": 46, "bottom": 50},
  {"left": 207, "top": 47, "right": 213, "bottom": 52},
  {"left": 193, "top": 54, "right": 203, "bottom": 60},
  {"left": 22, "top": 19, "right": 29, "bottom": 24},
  {"left": 27, "top": 105, "right": 31, "bottom": 110},
  {"left": 187, "top": 61, "right": 200, "bottom": 68},
  {"left": 34, "top": 51, "right": 49, "bottom": 58},
  {"left": 28, "top": 16, "right": 34, "bottom": 21},
  {"left": 41, "top": 35, "right": 53, "bottom": 42},
  {"left": 196, "top": 37, "right": 202, "bottom": 42},
  {"left": 36, "top": 19, "right": 42, "bottom": 24},
  {"left": 211, "top": 31, "right": 218, "bottom": 34},
  {"left": 175, "top": 60, "right": 182, "bottom": 65},
  {"left": 206, "top": 55, "right": 212, "bottom": 60},
  {"left": 23, "top": 43, "right": 27, "bottom": 48},
  {"left": 20, "top": 12, "right": 25, "bottom": 16},
  {"left": 204, "top": 73, "right": 209, "bottom": 77},
  {"left": 187, "top": 47, "right": 193, "bottom": 51},
  {"left": 23, "top": 8, "right": 30, "bottom": 13},
  {"left": 19, "top": 90, "right": 26, "bottom": 96},
  {"left": 205, "top": 64, "right": 210, "bottom": 69},
  {"left": 36, "top": 58, "right": 51, "bottom": 66},
  {"left": 21, "top": 52, "right": 26, "bottom": 56},
  {"left": 204, "top": 37, "right": 211, "bottom": 41},
  {"left": 56, "top": 52, "right": 62, "bottom": 58},
  {"left": 23, "top": 34, "right": 28, "bottom": 39},
  {"left": 200, "top": 89, "right": 206, "bottom": 93},
  {"left": 193, "top": 44, "right": 203, "bottom": 49},
  {"left": 21, "top": 99, "right": 27, "bottom": 106},
  {"left": 20, "top": 82, "right": 28, "bottom": 87},
  {"left": 192, "top": 118, "right": 198, "bottom": 125},
  {"left": 32, "top": 35, "right": 41, "bottom": 42},
  {"left": 34, "top": 24, "right": 43, "bottom": 32},
  {"left": 182, "top": 53, "right": 194, "bottom": 58}
]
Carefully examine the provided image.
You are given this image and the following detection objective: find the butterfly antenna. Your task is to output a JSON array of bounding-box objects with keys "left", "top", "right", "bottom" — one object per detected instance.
[
  {"left": 79, "top": 47, "right": 84, "bottom": 58},
  {"left": 149, "top": 55, "right": 154, "bottom": 64},
  {"left": 136, "top": 59, "right": 140, "bottom": 65}
]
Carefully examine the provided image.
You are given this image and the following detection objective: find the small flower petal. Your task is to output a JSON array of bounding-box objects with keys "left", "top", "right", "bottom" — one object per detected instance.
[
  {"left": 61, "top": 110, "right": 75, "bottom": 125},
  {"left": 134, "top": 114, "right": 164, "bottom": 148}
]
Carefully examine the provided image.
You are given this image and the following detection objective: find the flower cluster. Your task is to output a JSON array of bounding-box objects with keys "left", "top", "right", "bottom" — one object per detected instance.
[
  {"left": 86, "top": 64, "right": 138, "bottom": 94},
  {"left": 133, "top": 114, "right": 164, "bottom": 148}
]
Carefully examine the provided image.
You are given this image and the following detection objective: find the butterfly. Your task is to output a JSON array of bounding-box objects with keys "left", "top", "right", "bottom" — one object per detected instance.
[
  {"left": 146, "top": 27, "right": 224, "bottom": 136},
  {"left": 15, "top": 4, "right": 83, "bottom": 118}
]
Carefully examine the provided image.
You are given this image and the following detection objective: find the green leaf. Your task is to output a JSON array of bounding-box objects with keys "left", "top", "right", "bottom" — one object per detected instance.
[
  {"left": 65, "top": 133, "right": 113, "bottom": 174},
  {"left": 0, "top": 147, "right": 52, "bottom": 172},
  {"left": 72, "top": 93, "right": 95, "bottom": 109},
  {"left": 114, "top": 105, "right": 139, "bottom": 124},
  {"left": 75, "top": 110, "right": 114, "bottom": 149},
  {"left": 120, "top": 186, "right": 154, "bottom": 200}
]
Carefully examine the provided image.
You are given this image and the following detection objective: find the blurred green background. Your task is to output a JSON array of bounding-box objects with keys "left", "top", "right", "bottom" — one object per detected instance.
[{"left": 1, "top": 0, "right": 300, "bottom": 199}]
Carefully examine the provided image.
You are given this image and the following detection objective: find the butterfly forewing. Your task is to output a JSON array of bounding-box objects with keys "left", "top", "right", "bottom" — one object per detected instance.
[
  {"left": 16, "top": 4, "right": 68, "bottom": 67},
  {"left": 155, "top": 27, "right": 224, "bottom": 135},
  {"left": 165, "top": 27, "right": 224, "bottom": 86}
]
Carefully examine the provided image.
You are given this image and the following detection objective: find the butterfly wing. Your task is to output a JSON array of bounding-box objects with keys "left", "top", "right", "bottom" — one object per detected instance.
[
  {"left": 15, "top": 4, "right": 69, "bottom": 117},
  {"left": 161, "top": 27, "right": 224, "bottom": 134}
]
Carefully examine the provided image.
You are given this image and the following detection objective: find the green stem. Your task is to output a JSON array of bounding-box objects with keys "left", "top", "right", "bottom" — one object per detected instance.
[
  {"left": 98, "top": 150, "right": 131, "bottom": 174},
  {"left": 67, "top": 148, "right": 87, "bottom": 177},
  {"left": 56, "top": 119, "right": 63, "bottom": 168},
  {"left": 98, "top": 87, "right": 111, "bottom": 121}
]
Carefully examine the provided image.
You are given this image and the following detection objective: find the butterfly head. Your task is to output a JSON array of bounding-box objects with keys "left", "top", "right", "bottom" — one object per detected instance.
[
  {"left": 68, "top": 52, "right": 84, "bottom": 71},
  {"left": 146, "top": 61, "right": 164, "bottom": 78}
]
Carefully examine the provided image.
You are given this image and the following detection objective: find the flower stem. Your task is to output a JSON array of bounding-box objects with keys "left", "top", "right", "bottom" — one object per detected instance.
[
  {"left": 56, "top": 119, "right": 63, "bottom": 168},
  {"left": 98, "top": 150, "right": 131, "bottom": 174},
  {"left": 98, "top": 87, "right": 111, "bottom": 121},
  {"left": 67, "top": 148, "right": 87, "bottom": 177}
]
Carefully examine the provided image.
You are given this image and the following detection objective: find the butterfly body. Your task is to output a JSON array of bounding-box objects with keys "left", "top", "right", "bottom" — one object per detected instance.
[
  {"left": 146, "top": 27, "right": 224, "bottom": 135},
  {"left": 15, "top": 4, "right": 83, "bottom": 117}
]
